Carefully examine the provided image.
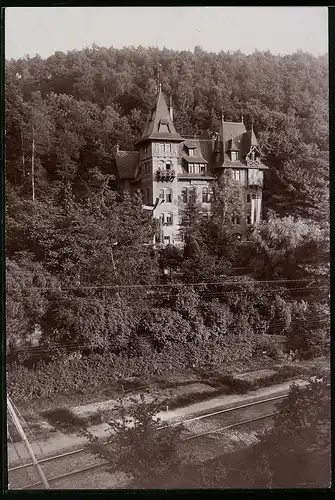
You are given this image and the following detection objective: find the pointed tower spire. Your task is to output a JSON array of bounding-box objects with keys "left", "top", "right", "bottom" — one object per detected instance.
[
  {"left": 241, "top": 114, "right": 244, "bottom": 124},
  {"left": 136, "top": 88, "right": 184, "bottom": 145}
]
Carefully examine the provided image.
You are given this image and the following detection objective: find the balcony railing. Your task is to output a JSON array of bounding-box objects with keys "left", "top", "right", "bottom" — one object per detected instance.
[
  {"left": 156, "top": 169, "right": 176, "bottom": 182},
  {"left": 246, "top": 158, "right": 260, "bottom": 168}
]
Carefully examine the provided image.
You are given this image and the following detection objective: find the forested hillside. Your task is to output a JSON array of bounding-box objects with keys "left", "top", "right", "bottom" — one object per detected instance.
[{"left": 5, "top": 46, "right": 329, "bottom": 398}]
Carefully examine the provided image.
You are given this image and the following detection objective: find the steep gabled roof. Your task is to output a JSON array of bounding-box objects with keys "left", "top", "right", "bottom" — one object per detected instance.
[
  {"left": 137, "top": 89, "right": 184, "bottom": 144},
  {"left": 228, "top": 135, "right": 241, "bottom": 151},
  {"left": 115, "top": 150, "right": 139, "bottom": 180},
  {"left": 220, "top": 120, "right": 246, "bottom": 142}
]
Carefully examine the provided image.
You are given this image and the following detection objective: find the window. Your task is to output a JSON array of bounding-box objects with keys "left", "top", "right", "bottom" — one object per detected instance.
[
  {"left": 247, "top": 215, "right": 251, "bottom": 225},
  {"left": 232, "top": 169, "right": 240, "bottom": 181},
  {"left": 157, "top": 143, "right": 164, "bottom": 154},
  {"left": 202, "top": 187, "right": 209, "bottom": 203},
  {"left": 252, "top": 194, "right": 256, "bottom": 199},
  {"left": 159, "top": 189, "right": 165, "bottom": 202},
  {"left": 209, "top": 187, "right": 214, "bottom": 202},
  {"left": 231, "top": 151, "right": 239, "bottom": 162},
  {"left": 166, "top": 213, "right": 173, "bottom": 226},
  {"left": 166, "top": 189, "right": 172, "bottom": 203},
  {"left": 144, "top": 145, "right": 148, "bottom": 155},
  {"left": 164, "top": 236, "right": 171, "bottom": 245},
  {"left": 247, "top": 194, "right": 251, "bottom": 203},
  {"left": 232, "top": 216, "right": 240, "bottom": 225},
  {"left": 189, "top": 187, "right": 196, "bottom": 203},
  {"left": 159, "top": 213, "right": 165, "bottom": 224},
  {"left": 181, "top": 188, "right": 187, "bottom": 203},
  {"left": 188, "top": 148, "right": 195, "bottom": 156},
  {"left": 165, "top": 143, "right": 171, "bottom": 153},
  {"left": 166, "top": 162, "right": 171, "bottom": 171},
  {"left": 189, "top": 163, "right": 194, "bottom": 174},
  {"left": 200, "top": 164, "right": 207, "bottom": 174}
]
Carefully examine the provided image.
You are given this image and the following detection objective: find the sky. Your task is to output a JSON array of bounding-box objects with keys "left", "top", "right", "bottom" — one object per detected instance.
[{"left": 5, "top": 7, "right": 328, "bottom": 60}]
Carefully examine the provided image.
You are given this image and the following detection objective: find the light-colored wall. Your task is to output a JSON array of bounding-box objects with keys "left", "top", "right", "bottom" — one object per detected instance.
[{"left": 135, "top": 144, "right": 264, "bottom": 245}]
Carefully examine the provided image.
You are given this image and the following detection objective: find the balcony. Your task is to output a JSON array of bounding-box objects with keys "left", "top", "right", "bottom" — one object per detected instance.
[
  {"left": 246, "top": 157, "right": 260, "bottom": 168},
  {"left": 156, "top": 168, "right": 176, "bottom": 182},
  {"left": 247, "top": 168, "right": 264, "bottom": 187}
]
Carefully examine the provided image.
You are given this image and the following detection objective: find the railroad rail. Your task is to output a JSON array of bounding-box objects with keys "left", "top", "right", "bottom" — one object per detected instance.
[{"left": 9, "top": 392, "right": 287, "bottom": 489}]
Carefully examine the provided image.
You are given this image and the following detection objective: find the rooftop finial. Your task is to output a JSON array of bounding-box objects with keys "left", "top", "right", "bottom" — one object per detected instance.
[
  {"left": 158, "top": 82, "right": 162, "bottom": 92},
  {"left": 241, "top": 114, "right": 244, "bottom": 123}
]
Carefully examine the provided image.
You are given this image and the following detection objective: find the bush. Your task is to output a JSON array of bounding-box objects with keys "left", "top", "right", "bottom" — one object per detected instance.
[{"left": 6, "top": 334, "right": 317, "bottom": 405}]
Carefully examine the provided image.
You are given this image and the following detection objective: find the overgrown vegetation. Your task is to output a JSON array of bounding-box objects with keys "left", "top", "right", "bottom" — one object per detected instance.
[{"left": 6, "top": 46, "right": 329, "bottom": 402}]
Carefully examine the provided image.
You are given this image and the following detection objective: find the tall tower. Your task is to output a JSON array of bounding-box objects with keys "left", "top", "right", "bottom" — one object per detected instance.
[{"left": 135, "top": 87, "right": 184, "bottom": 246}]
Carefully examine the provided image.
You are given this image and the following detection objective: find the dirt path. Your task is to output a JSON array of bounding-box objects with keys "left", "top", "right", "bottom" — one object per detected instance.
[{"left": 8, "top": 378, "right": 307, "bottom": 467}]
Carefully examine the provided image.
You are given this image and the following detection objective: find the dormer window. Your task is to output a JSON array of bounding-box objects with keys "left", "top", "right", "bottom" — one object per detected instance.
[
  {"left": 231, "top": 151, "right": 239, "bottom": 162},
  {"left": 158, "top": 119, "right": 170, "bottom": 133},
  {"left": 188, "top": 148, "right": 195, "bottom": 156}
]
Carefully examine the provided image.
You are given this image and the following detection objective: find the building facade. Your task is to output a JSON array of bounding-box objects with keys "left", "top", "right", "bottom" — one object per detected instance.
[{"left": 114, "top": 86, "right": 268, "bottom": 246}]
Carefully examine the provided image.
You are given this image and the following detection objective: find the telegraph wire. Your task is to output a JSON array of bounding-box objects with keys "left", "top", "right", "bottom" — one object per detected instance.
[
  {"left": 21, "top": 277, "right": 329, "bottom": 292},
  {"left": 8, "top": 318, "right": 330, "bottom": 356},
  {"left": 10, "top": 399, "right": 45, "bottom": 459}
]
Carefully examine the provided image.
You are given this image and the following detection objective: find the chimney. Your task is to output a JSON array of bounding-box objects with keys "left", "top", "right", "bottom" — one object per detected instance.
[{"left": 169, "top": 93, "right": 174, "bottom": 121}]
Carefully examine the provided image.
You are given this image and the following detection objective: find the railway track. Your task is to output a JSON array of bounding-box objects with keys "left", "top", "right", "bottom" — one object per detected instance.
[{"left": 8, "top": 392, "right": 287, "bottom": 490}]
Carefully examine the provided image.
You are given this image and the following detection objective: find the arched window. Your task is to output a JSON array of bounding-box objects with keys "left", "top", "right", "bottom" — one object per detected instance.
[
  {"left": 166, "top": 213, "right": 173, "bottom": 226},
  {"left": 202, "top": 187, "right": 209, "bottom": 203},
  {"left": 159, "top": 213, "right": 165, "bottom": 225},
  {"left": 209, "top": 187, "right": 214, "bottom": 202},
  {"left": 181, "top": 188, "right": 187, "bottom": 203},
  {"left": 159, "top": 189, "right": 165, "bottom": 202},
  {"left": 166, "top": 161, "right": 172, "bottom": 171},
  {"left": 189, "top": 187, "right": 196, "bottom": 203},
  {"left": 252, "top": 194, "right": 256, "bottom": 199},
  {"left": 166, "top": 188, "right": 172, "bottom": 203}
]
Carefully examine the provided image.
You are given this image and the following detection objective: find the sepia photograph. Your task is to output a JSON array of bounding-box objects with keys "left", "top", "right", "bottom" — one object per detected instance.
[{"left": 4, "top": 6, "right": 330, "bottom": 491}]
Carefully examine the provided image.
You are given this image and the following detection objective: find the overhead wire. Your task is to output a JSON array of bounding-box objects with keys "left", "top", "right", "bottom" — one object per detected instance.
[
  {"left": 8, "top": 317, "right": 330, "bottom": 356},
  {"left": 10, "top": 399, "right": 45, "bottom": 459},
  {"left": 24, "top": 277, "right": 329, "bottom": 291},
  {"left": 7, "top": 417, "right": 33, "bottom": 485}
]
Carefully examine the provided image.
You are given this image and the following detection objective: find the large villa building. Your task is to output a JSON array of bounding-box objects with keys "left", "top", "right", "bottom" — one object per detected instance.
[{"left": 114, "top": 85, "right": 268, "bottom": 246}]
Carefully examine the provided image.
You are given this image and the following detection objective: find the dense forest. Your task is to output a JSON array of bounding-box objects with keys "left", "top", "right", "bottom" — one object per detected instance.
[{"left": 5, "top": 46, "right": 329, "bottom": 398}]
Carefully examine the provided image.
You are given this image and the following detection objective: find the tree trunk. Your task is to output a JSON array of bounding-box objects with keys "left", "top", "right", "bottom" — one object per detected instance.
[
  {"left": 31, "top": 127, "right": 35, "bottom": 202},
  {"left": 20, "top": 125, "right": 25, "bottom": 178}
]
